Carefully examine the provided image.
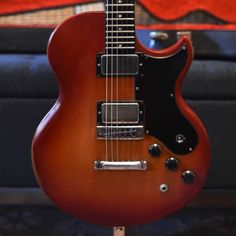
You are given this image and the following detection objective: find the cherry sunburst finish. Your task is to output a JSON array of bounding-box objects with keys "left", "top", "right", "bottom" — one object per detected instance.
[{"left": 32, "top": 0, "right": 210, "bottom": 227}]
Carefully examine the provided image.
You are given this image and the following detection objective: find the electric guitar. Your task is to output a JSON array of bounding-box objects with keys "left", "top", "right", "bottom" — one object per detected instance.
[{"left": 32, "top": 0, "right": 210, "bottom": 226}]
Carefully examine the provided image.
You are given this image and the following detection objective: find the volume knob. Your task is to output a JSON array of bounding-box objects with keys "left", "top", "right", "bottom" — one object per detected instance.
[
  {"left": 165, "top": 157, "right": 179, "bottom": 170},
  {"left": 182, "top": 170, "right": 195, "bottom": 184},
  {"left": 148, "top": 144, "right": 161, "bottom": 157}
]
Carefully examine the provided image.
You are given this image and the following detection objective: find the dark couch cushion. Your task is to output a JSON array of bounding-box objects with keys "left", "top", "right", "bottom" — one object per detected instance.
[
  {"left": 184, "top": 60, "right": 236, "bottom": 100},
  {"left": 0, "top": 54, "right": 236, "bottom": 100},
  {"left": 0, "top": 54, "right": 58, "bottom": 98},
  {"left": 1, "top": 28, "right": 236, "bottom": 58}
]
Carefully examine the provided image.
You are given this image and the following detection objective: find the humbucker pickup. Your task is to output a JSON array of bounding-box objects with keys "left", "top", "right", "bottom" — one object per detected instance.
[
  {"left": 96, "top": 101, "right": 144, "bottom": 140},
  {"left": 96, "top": 53, "right": 144, "bottom": 76}
]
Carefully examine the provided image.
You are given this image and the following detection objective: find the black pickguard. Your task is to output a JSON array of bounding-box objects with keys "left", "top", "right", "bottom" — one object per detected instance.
[{"left": 135, "top": 48, "right": 198, "bottom": 155}]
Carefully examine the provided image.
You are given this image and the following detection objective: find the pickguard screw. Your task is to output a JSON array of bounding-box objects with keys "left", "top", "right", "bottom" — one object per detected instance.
[
  {"left": 97, "top": 63, "right": 101, "bottom": 67},
  {"left": 141, "top": 74, "right": 144, "bottom": 77},
  {"left": 139, "top": 63, "right": 143, "bottom": 66},
  {"left": 98, "top": 111, "right": 101, "bottom": 115},
  {"left": 189, "top": 147, "right": 193, "bottom": 152},
  {"left": 182, "top": 46, "right": 186, "bottom": 50},
  {"left": 146, "top": 130, "right": 149, "bottom": 134},
  {"left": 140, "top": 110, "right": 143, "bottom": 114},
  {"left": 170, "top": 93, "right": 174, "bottom": 98},
  {"left": 136, "top": 86, "right": 139, "bottom": 91}
]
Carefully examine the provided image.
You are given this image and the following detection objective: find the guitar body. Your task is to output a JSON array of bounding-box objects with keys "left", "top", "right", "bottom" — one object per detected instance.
[{"left": 32, "top": 12, "right": 210, "bottom": 226}]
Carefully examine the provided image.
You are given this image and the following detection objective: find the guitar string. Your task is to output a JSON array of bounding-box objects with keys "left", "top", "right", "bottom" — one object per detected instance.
[
  {"left": 122, "top": 0, "right": 127, "bottom": 161},
  {"left": 134, "top": 1, "right": 137, "bottom": 162},
  {"left": 133, "top": 0, "right": 136, "bottom": 162},
  {"left": 122, "top": 0, "right": 125, "bottom": 162},
  {"left": 105, "top": 0, "right": 109, "bottom": 162},
  {"left": 121, "top": 0, "right": 125, "bottom": 162},
  {"left": 110, "top": 0, "right": 114, "bottom": 162},
  {"left": 125, "top": 0, "right": 131, "bottom": 161},
  {"left": 126, "top": 0, "right": 129, "bottom": 162},
  {"left": 116, "top": 0, "right": 119, "bottom": 161}
]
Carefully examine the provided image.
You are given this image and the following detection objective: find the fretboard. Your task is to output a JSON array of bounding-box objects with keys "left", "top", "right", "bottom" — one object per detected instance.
[{"left": 105, "top": 0, "right": 135, "bottom": 54}]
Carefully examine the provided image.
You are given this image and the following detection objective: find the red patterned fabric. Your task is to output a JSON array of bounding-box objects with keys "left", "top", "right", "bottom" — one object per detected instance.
[
  {"left": 1, "top": 0, "right": 236, "bottom": 26},
  {"left": 0, "top": 0, "right": 96, "bottom": 15},
  {"left": 139, "top": 0, "right": 236, "bottom": 23},
  {"left": 137, "top": 24, "right": 236, "bottom": 30}
]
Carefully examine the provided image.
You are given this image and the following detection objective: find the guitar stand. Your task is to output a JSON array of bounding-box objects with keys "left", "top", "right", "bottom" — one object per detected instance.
[{"left": 113, "top": 226, "right": 125, "bottom": 236}]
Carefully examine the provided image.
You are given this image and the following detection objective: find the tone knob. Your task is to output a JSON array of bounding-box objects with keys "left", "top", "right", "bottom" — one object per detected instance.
[
  {"left": 165, "top": 157, "right": 179, "bottom": 170},
  {"left": 182, "top": 170, "right": 195, "bottom": 184},
  {"left": 148, "top": 144, "right": 161, "bottom": 157}
]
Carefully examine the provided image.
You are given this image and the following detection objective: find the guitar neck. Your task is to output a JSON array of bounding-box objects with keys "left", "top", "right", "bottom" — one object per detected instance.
[{"left": 105, "top": 0, "right": 135, "bottom": 54}]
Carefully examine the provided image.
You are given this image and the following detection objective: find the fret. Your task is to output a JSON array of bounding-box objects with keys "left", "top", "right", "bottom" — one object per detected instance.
[
  {"left": 106, "top": 36, "right": 135, "bottom": 38},
  {"left": 106, "top": 34, "right": 135, "bottom": 38},
  {"left": 106, "top": 7, "right": 134, "bottom": 13},
  {"left": 105, "top": 4, "right": 134, "bottom": 6},
  {"left": 106, "top": 21, "right": 135, "bottom": 26},
  {"left": 106, "top": 20, "right": 134, "bottom": 24},
  {"left": 106, "top": 42, "right": 135, "bottom": 44},
  {"left": 106, "top": 18, "right": 134, "bottom": 20},
  {"left": 106, "top": 0, "right": 134, "bottom": 2},
  {"left": 106, "top": 5, "right": 134, "bottom": 10},
  {"left": 106, "top": 45, "right": 135, "bottom": 49},
  {"left": 107, "top": 30, "right": 135, "bottom": 33},
  {"left": 106, "top": 38, "right": 135, "bottom": 43},
  {"left": 103, "top": 54, "right": 137, "bottom": 56},
  {"left": 106, "top": 47, "right": 135, "bottom": 49},
  {"left": 106, "top": 13, "right": 134, "bottom": 18},
  {"left": 106, "top": 30, "right": 135, "bottom": 36},
  {"left": 107, "top": 24, "right": 134, "bottom": 26},
  {"left": 107, "top": 26, "right": 134, "bottom": 30},
  {"left": 106, "top": 25, "right": 134, "bottom": 29},
  {"left": 107, "top": 11, "right": 134, "bottom": 13}
]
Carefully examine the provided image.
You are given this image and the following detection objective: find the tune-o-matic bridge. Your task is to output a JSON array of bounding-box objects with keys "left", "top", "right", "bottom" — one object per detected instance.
[{"left": 96, "top": 101, "right": 144, "bottom": 140}]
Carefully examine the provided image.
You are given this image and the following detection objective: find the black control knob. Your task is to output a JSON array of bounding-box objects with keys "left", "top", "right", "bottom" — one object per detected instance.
[
  {"left": 165, "top": 157, "right": 179, "bottom": 170},
  {"left": 182, "top": 170, "right": 195, "bottom": 184},
  {"left": 148, "top": 144, "right": 161, "bottom": 157}
]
